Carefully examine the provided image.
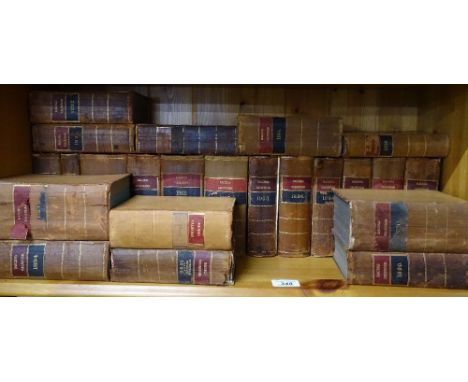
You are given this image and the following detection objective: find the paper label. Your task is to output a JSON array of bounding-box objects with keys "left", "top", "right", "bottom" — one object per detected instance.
[
  {"left": 52, "top": 94, "right": 79, "bottom": 121},
  {"left": 250, "top": 177, "right": 277, "bottom": 206},
  {"left": 187, "top": 214, "right": 204, "bottom": 245},
  {"left": 271, "top": 279, "right": 301, "bottom": 287},
  {"left": 364, "top": 134, "right": 379, "bottom": 156},
  {"left": 391, "top": 255, "right": 409, "bottom": 285},
  {"left": 259, "top": 117, "right": 273, "bottom": 153},
  {"left": 379, "top": 135, "right": 393, "bottom": 156},
  {"left": 281, "top": 176, "right": 311, "bottom": 204},
  {"left": 315, "top": 177, "right": 340, "bottom": 204},
  {"left": 272, "top": 117, "right": 286, "bottom": 153},
  {"left": 177, "top": 251, "right": 193, "bottom": 284},
  {"left": 38, "top": 191, "right": 47, "bottom": 221},
  {"left": 372, "top": 179, "right": 404, "bottom": 190},
  {"left": 204, "top": 178, "right": 247, "bottom": 205},
  {"left": 162, "top": 174, "right": 201, "bottom": 196},
  {"left": 343, "top": 177, "right": 370, "bottom": 189},
  {"left": 11, "top": 244, "right": 44, "bottom": 277},
  {"left": 54, "top": 126, "right": 82, "bottom": 151},
  {"left": 11, "top": 245, "right": 28, "bottom": 276},
  {"left": 193, "top": 251, "right": 211, "bottom": 285},
  {"left": 375, "top": 203, "right": 391, "bottom": 251},
  {"left": 27, "top": 245, "right": 45, "bottom": 277},
  {"left": 132, "top": 176, "right": 159, "bottom": 196},
  {"left": 406, "top": 180, "right": 438, "bottom": 190},
  {"left": 373, "top": 255, "right": 390, "bottom": 285},
  {"left": 375, "top": 202, "right": 408, "bottom": 251},
  {"left": 11, "top": 185, "right": 31, "bottom": 240}
]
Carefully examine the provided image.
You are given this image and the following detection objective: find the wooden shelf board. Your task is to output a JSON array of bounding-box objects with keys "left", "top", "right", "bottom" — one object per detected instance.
[{"left": 0, "top": 256, "right": 467, "bottom": 297}]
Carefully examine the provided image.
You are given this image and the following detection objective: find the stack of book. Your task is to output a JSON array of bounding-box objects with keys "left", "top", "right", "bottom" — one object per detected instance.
[
  {"left": 109, "top": 196, "right": 235, "bottom": 286},
  {"left": 333, "top": 189, "right": 468, "bottom": 288}
]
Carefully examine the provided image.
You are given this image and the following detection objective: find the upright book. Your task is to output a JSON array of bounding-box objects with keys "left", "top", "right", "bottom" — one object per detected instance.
[
  {"left": 32, "top": 153, "right": 61, "bottom": 175},
  {"left": 247, "top": 157, "right": 279, "bottom": 257},
  {"left": 32, "top": 124, "right": 135, "bottom": 153},
  {"left": 333, "top": 189, "right": 468, "bottom": 254},
  {"left": 311, "top": 158, "right": 343, "bottom": 257},
  {"left": 109, "top": 196, "right": 235, "bottom": 250},
  {"left": 110, "top": 249, "right": 234, "bottom": 286},
  {"left": 278, "top": 156, "right": 312, "bottom": 257},
  {"left": 343, "top": 133, "right": 450, "bottom": 157},
  {"left": 0, "top": 174, "right": 130, "bottom": 241},
  {"left": 136, "top": 125, "right": 237, "bottom": 155},
  {"left": 372, "top": 158, "right": 405, "bottom": 189},
  {"left": 161, "top": 156, "right": 204, "bottom": 196},
  {"left": 404, "top": 158, "right": 440, "bottom": 190},
  {"left": 342, "top": 158, "right": 372, "bottom": 189},
  {"left": 30, "top": 91, "right": 150, "bottom": 123},
  {"left": 204, "top": 156, "right": 248, "bottom": 255},
  {"left": 0, "top": 241, "right": 109, "bottom": 281},
  {"left": 127, "top": 154, "right": 161, "bottom": 196},
  {"left": 237, "top": 115, "right": 342, "bottom": 156},
  {"left": 60, "top": 154, "right": 80, "bottom": 175}
]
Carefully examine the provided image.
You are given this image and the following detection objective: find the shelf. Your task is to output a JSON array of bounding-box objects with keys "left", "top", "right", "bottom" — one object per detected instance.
[{"left": 1, "top": 256, "right": 467, "bottom": 297}]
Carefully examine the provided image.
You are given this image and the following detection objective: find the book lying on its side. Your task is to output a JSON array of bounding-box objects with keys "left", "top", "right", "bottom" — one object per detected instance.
[
  {"left": 342, "top": 133, "right": 449, "bottom": 157},
  {"left": 0, "top": 241, "right": 109, "bottom": 281},
  {"left": 136, "top": 125, "right": 237, "bottom": 155},
  {"left": 110, "top": 249, "right": 234, "bottom": 286},
  {"left": 333, "top": 189, "right": 468, "bottom": 254},
  {"left": 334, "top": 239, "right": 468, "bottom": 289},
  {"left": 30, "top": 91, "right": 150, "bottom": 124}
]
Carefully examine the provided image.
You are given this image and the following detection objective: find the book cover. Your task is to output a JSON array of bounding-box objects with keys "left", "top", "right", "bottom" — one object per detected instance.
[
  {"left": 311, "top": 158, "right": 343, "bottom": 257},
  {"left": 127, "top": 154, "right": 160, "bottom": 196},
  {"left": 136, "top": 125, "right": 237, "bottom": 155},
  {"left": 0, "top": 174, "right": 130, "bottom": 241},
  {"left": 0, "top": 240, "right": 109, "bottom": 281},
  {"left": 343, "top": 133, "right": 450, "bottom": 157},
  {"left": 248, "top": 157, "right": 279, "bottom": 257},
  {"left": 404, "top": 158, "right": 441, "bottom": 190},
  {"left": 161, "top": 155, "right": 204, "bottom": 197},
  {"left": 32, "top": 124, "right": 135, "bottom": 153},
  {"left": 237, "top": 115, "right": 342, "bottom": 156},
  {"left": 30, "top": 91, "right": 150, "bottom": 124},
  {"left": 110, "top": 249, "right": 234, "bottom": 286},
  {"left": 204, "top": 156, "right": 248, "bottom": 255},
  {"left": 372, "top": 158, "right": 405, "bottom": 189},
  {"left": 79, "top": 154, "right": 127, "bottom": 175},
  {"left": 109, "top": 196, "right": 234, "bottom": 250},
  {"left": 278, "top": 156, "right": 312, "bottom": 257}
]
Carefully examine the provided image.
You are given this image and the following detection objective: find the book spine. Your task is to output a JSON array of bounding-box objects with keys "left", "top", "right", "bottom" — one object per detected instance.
[
  {"left": 32, "top": 153, "right": 61, "bottom": 175},
  {"left": 247, "top": 157, "right": 279, "bottom": 257},
  {"left": 404, "top": 158, "right": 440, "bottom": 190},
  {"left": 311, "top": 158, "right": 343, "bottom": 257},
  {"left": 79, "top": 154, "right": 128, "bottom": 175},
  {"left": 342, "top": 158, "right": 372, "bottom": 189},
  {"left": 237, "top": 115, "right": 286, "bottom": 154},
  {"left": 343, "top": 133, "right": 450, "bottom": 157},
  {"left": 29, "top": 91, "right": 147, "bottom": 123},
  {"left": 32, "top": 124, "right": 134, "bottom": 153},
  {"left": 161, "top": 156, "right": 204, "bottom": 197},
  {"left": 204, "top": 157, "right": 248, "bottom": 254},
  {"left": 110, "top": 249, "right": 234, "bottom": 286},
  {"left": 372, "top": 158, "right": 405, "bottom": 189},
  {"left": 348, "top": 251, "right": 468, "bottom": 289},
  {"left": 278, "top": 157, "right": 312, "bottom": 257},
  {"left": 127, "top": 154, "right": 161, "bottom": 196},
  {"left": 0, "top": 241, "right": 109, "bottom": 281},
  {"left": 60, "top": 154, "right": 80, "bottom": 175}
]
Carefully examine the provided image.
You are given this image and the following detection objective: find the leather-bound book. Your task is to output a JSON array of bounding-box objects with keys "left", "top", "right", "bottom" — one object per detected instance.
[
  {"left": 110, "top": 196, "right": 234, "bottom": 250},
  {"left": 343, "top": 159, "right": 372, "bottom": 189},
  {"left": 404, "top": 158, "right": 441, "bottom": 190},
  {"left": 247, "top": 157, "right": 279, "bottom": 257},
  {"left": 237, "top": 115, "right": 342, "bottom": 156},
  {"left": 32, "top": 153, "right": 61, "bottom": 175},
  {"left": 333, "top": 189, "right": 468, "bottom": 254},
  {"left": 161, "top": 155, "right": 204, "bottom": 197},
  {"left": 32, "top": 124, "right": 134, "bottom": 153},
  {"left": 343, "top": 133, "right": 449, "bottom": 157},
  {"left": 0, "top": 240, "right": 109, "bottom": 281},
  {"left": 136, "top": 125, "right": 237, "bottom": 155},
  {"left": 60, "top": 154, "right": 80, "bottom": 175},
  {"left": 204, "top": 156, "right": 248, "bottom": 255},
  {"left": 334, "top": 241, "right": 468, "bottom": 289},
  {"left": 311, "top": 158, "right": 343, "bottom": 257},
  {"left": 278, "top": 156, "right": 312, "bottom": 257},
  {"left": 30, "top": 91, "right": 150, "bottom": 123},
  {"left": 79, "top": 154, "right": 127, "bottom": 175},
  {"left": 110, "top": 249, "right": 234, "bottom": 286},
  {"left": 0, "top": 174, "right": 130, "bottom": 241},
  {"left": 372, "top": 158, "right": 405, "bottom": 189},
  {"left": 127, "top": 154, "right": 161, "bottom": 196}
]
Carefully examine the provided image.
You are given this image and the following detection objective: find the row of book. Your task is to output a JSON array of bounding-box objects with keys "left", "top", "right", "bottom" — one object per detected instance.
[
  {"left": 0, "top": 174, "right": 235, "bottom": 285},
  {"left": 333, "top": 189, "right": 468, "bottom": 289},
  {"left": 33, "top": 154, "right": 442, "bottom": 257},
  {"left": 30, "top": 91, "right": 450, "bottom": 157}
]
